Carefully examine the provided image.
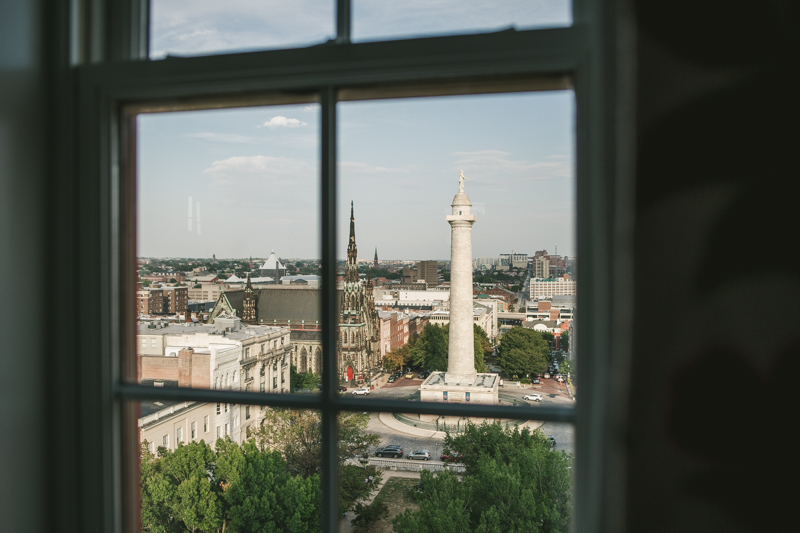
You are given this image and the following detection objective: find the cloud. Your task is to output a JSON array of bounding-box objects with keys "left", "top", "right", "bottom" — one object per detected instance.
[
  {"left": 262, "top": 116, "right": 307, "bottom": 128},
  {"left": 451, "top": 150, "right": 573, "bottom": 183},
  {"left": 204, "top": 155, "right": 316, "bottom": 186},
  {"left": 338, "top": 161, "right": 411, "bottom": 174},
  {"left": 188, "top": 132, "right": 259, "bottom": 144}
]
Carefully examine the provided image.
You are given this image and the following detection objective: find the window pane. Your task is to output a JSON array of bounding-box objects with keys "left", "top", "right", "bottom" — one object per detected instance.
[
  {"left": 353, "top": 0, "right": 572, "bottom": 43},
  {"left": 136, "top": 401, "right": 322, "bottom": 530},
  {"left": 343, "top": 415, "right": 574, "bottom": 530},
  {"left": 337, "top": 91, "right": 576, "bottom": 411},
  {"left": 134, "top": 103, "right": 322, "bottom": 397},
  {"left": 149, "top": 0, "right": 335, "bottom": 59}
]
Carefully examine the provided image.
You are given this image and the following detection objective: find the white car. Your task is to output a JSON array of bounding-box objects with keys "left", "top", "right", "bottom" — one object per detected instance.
[
  {"left": 523, "top": 394, "right": 542, "bottom": 402},
  {"left": 352, "top": 387, "right": 370, "bottom": 396}
]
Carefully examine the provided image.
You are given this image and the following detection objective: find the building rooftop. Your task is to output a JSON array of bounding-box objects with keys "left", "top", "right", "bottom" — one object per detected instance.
[{"left": 137, "top": 321, "right": 284, "bottom": 339}]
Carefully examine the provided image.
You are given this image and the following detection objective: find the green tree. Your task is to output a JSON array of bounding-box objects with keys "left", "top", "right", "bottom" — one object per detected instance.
[
  {"left": 290, "top": 366, "right": 320, "bottom": 391},
  {"left": 220, "top": 441, "right": 321, "bottom": 533},
  {"left": 394, "top": 422, "right": 572, "bottom": 533},
  {"left": 252, "top": 409, "right": 380, "bottom": 477},
  {"left": 412, "top": 324, "right": 449, "bottom": 370},
  {"left": 496, "top": 327, "right": 549, "bottom": 376},
  {"left": 392, "top": 469, "right": 472, "bottom": 533},
  {"left": 383, "top": 344, "right": 410, "bottom": 372},
  {"left": 351, "top": 499, "right": 389, "bottom": 531},
  {"left": 339, "top": 464, "right": 383, "bottom": 516},
  {"left": 140, "top": 440, "right": 223, "bottom": 533}
]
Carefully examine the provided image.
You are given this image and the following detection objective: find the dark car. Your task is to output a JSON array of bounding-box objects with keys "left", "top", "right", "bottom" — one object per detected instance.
[
  {"left": 338, "top": 386, "right": 347, "bottom": 392},
  {"left": 439, "top": 452, "right": 465, "bottom": 463},
  {"left": 533, "top": 378, "right": 540, "bottom": 384},
  {"left": 546, "top": 435, "right": 556, "bottom": 447},
  {"left": 407, "top": 450, "right": 431, "bottom": 461},
  {"left": 387, "top": 375, "right": 397, "bottom": 383},
  {"left": 375, "top": 445, "right": 403, "bottom": 458}
]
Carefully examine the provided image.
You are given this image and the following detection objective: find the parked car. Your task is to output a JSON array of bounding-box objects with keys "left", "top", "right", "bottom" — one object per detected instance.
[
  {"left": 404, "top": 372, "right": 414, "bottom": 379},
  {"left": 352, "top": 387, "right": 370, "bottom": 395},
  {"left": 407, "top": 450, "right": 432, "bottom": 461},
  {"left": 523, "top": 394, "right": 542, "bottom": 402},
  {"left": 375, "top": 445, "right": 403, "bottom": 458},
  {"left": 387, "top": 375, "right": 397, "bottom": 383},
  {"left": 543, "top": 373, "right": 550, "bottom": 379},
  {"left": 532, "top": 378, "right": 540, "bottom": 384},
  {"left": 546, "top": 435, "right": 556, "bottom": 447},
  {"left": 418, "top": 370, "right": 430, "bottom": 379},
  {"left": 338, "top": 385, "right": 347, "bottom": 392},
  {"left": 440, "top": 452, "right": 465, "bottom": 462}
]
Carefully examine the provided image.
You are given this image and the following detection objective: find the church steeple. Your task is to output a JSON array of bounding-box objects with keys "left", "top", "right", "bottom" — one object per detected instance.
[
  {"left": 242, "top": 272, "right": 256, "bottom": 324},
  {"left": 374, "top": 247, "right": 378, "bottom": 269},
  {"left": 346, "top": 201, "right": 358, "bottom": 283}
]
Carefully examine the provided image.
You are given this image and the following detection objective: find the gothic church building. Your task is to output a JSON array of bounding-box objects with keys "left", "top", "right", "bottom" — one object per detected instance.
[{"left": 207, "top": 203, "right": 381, "bottom": 383}]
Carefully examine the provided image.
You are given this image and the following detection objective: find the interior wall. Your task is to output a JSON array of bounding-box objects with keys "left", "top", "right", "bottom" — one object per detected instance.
[
  {"left": 628, "top": 1, "right": 799, "bottom": 531},
  {"left": 0, "top": 0, "right": 49, "bottom": 532}
]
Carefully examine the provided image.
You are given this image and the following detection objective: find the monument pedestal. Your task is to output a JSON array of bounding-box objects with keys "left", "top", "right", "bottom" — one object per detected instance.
[{"left": 418, "top": 371, "right": 499, "bottom": 422}]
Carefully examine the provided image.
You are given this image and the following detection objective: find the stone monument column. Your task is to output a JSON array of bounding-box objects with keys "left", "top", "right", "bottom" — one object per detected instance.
[{"left": 445, "top": 171, "right": 477, "bottom": 384}]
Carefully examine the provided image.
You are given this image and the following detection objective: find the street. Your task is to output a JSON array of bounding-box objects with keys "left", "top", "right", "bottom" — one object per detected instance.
[{"left": 354, "top": 374, "right": 575, "bottom": 456}]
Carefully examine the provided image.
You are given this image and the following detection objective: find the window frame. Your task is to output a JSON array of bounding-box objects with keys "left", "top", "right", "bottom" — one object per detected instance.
[{"left": 61, "top": 1, "right": 632, "bottom": 532}]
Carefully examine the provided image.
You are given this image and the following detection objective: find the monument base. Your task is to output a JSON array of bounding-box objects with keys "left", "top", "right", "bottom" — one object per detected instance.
[{"left": 417, "top": 371, "right": 499, "bottom": 421}]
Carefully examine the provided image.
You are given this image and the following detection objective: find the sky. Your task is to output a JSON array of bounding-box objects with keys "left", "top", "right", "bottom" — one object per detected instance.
[
  {"left": 150, "top": 0, "right": 571, "bottom": 58},
  {"left": 138, "top": 2, "right": 575, "bottom": 261}
]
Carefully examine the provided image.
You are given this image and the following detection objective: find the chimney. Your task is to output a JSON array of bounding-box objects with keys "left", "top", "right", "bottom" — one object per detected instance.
[{"left": 177, "top": 348, "right": 194, "bottom": 387}]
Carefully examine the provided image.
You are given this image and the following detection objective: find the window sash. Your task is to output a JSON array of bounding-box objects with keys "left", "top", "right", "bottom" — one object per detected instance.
[{"left": 70, "top": 3, "right": 624, "bottom": 533}]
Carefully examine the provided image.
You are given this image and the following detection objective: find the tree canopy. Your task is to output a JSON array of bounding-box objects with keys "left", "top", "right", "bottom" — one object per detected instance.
[
  {"left": 383, "top": 344, "right": 411, "bottom": 372},
  {"left": 289, "top": 366, "right": 320, "bottom": 391},
  {"left": 398, "top": 323, "right": 489, "bottom": 373},
  {"left": 496, "top": 327, "right": 549, "bottom": 377},
  {"left": 140, "top": 439, "right": 321, "bottom": 533},
  {"left": 251, "top": 409, "right": 380, "bottom": 478},
  {"left": 393, "top": 422, "right": 572, "bottom": 533}
]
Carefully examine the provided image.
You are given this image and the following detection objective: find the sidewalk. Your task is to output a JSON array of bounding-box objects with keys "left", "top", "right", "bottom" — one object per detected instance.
[{"left": 338, "top": 470, "right": 421, "bottom": 533}]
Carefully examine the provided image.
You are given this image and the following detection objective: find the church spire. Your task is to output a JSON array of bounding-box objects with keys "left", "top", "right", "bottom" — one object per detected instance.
[
  {"left": 346, "top": 201, "right": 359, "bottom": 283},
  {"left": 242, "top": 272, "right": 256, "bottom": 324}
]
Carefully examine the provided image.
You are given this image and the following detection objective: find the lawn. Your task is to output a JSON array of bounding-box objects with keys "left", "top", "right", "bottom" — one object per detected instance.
[{"left": 361, "top": 476, "right": 419, "bottom": 533}]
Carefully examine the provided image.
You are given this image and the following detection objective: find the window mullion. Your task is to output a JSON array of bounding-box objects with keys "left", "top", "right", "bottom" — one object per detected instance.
[
  {"left": 336, "top": 0, "right": 351, "bottom": 44},
  {"left": 320, "top": 86, "right": 340, "bottom": 533}
]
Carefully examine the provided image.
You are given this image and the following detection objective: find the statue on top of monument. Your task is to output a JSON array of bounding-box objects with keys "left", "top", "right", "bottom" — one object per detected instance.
[{"left": 458, "top": 170, "right": 467, "bottom": 192}]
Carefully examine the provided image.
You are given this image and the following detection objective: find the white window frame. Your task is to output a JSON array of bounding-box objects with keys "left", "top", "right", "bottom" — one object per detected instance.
[{"left": 65, "top": 1, "right": 633, "bottom": 532}]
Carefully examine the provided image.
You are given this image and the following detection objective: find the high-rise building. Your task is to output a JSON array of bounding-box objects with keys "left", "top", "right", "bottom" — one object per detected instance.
[
  {"left": 402, "top": 260, "right": 439, "bottom": 285},
  {"left": 535, "top": 256, "right": 550, "bottom": 279}
]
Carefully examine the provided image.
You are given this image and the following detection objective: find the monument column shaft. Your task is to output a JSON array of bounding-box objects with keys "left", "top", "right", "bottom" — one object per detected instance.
[{"left": 448, "top": 219, "right": 476, "bottom": 380}]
